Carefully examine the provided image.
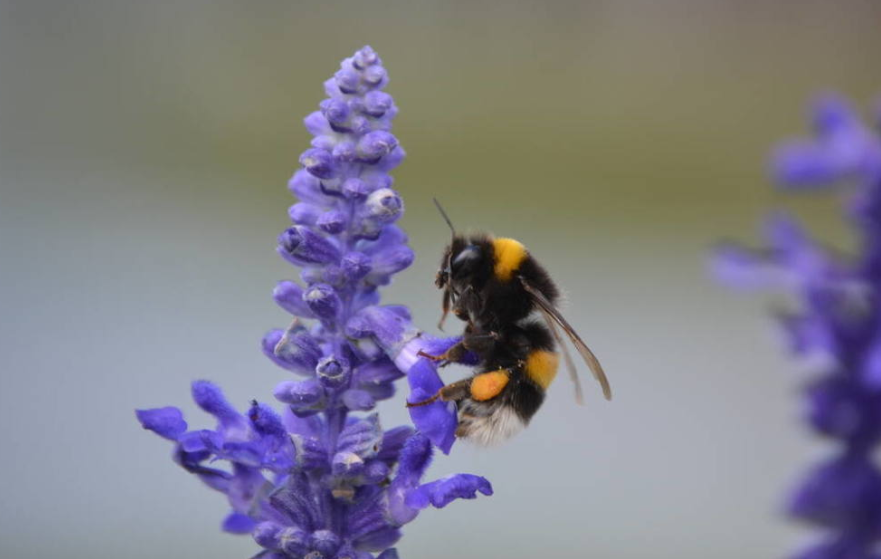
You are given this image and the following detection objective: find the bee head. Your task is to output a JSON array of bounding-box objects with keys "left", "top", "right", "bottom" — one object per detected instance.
[
  {"left": 436, "top": 237, "right": 476, "bottom": 330},
  {"left": 433, "top": 198, "right": 482, "bottom": 329},
  {"left": 450, "top": 243, "right": 482, "bottom": 281}
]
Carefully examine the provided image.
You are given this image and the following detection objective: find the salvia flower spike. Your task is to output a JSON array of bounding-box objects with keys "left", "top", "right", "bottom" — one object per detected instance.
[
  {"left": 713, "top": 94, "right": 881, "bottom": 559},
  {"left": 137, "top": 46, "right": 491, "bottom": 559}
]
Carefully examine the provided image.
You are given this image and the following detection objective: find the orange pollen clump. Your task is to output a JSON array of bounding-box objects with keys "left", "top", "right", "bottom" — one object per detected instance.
[{"left": 470, "top": 371, "right": 510, "bottom": 401}]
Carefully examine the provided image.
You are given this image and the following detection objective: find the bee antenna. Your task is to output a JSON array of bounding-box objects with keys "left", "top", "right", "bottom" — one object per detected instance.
[{"left": 432, "top": 198, "right": 456, "bottom": 236}]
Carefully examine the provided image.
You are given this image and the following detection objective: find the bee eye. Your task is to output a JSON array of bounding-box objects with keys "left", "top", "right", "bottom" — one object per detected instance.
[{"left": 451, "top": 245, "right": 481, "bottom": 277}]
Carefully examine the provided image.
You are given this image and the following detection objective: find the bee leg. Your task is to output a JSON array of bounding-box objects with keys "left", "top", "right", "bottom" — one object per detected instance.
[
  {"left": 417, "top": 340, "right": 470, "bottom": 365},
  {"left": 452, "top": 285, "right": 481, "bottom": 323},
  {"left": 461, "top": 330, "right": 500, "bottom": 354},
  {"left": 416, "top": 325, "right": 500, "bottom": 365},
  {"left": 437, "top": 287, "right": 451, "bottom": 330},
  {"left": 417, "top": 349, "right": 447, "bottom": 362},
  {"left": 460, "top": 284, "right": 481, "bottom": 307},
  {"left": 406, "top": 378, "right": 472, "bottom": 408},
  {"left": 405, "top": 392, "right": 440, "bottom": 408}
]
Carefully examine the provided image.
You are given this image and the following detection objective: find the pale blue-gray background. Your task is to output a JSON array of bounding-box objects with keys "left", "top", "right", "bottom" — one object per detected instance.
[{"left": 1, "top": 0, "right": 879, "bottom": 557}]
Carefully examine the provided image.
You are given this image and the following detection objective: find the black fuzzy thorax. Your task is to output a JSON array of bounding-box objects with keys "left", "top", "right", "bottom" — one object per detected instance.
[{"left": 444, "top": 234, "right": 560, "bottom": 329}]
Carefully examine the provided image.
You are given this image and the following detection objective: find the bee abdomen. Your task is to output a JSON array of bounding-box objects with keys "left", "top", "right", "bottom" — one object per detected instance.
[
  {"left": 456, "top": 399, "right": 526, "bottom": 446},
  {"left": 524, "top": 350, "right": 559, "bottom": 390}
]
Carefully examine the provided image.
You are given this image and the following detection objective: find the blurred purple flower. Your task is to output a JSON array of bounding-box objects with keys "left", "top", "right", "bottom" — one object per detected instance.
[
  {"left": 713, "top": 95, "right": 881, "bottom": 558},
  {"left": 137, "top": 46, "right": 490, "bottom": 558}
]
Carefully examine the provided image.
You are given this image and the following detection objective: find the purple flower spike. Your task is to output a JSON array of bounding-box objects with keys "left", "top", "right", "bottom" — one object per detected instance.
[
  {"left": 714, "top": 95, "right": 881, "bottom": 557},
  {"left": 137, "top": 46, "right": 489, "bottom": 558}
]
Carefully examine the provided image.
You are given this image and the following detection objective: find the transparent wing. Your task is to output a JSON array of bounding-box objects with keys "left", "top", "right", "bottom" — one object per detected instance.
[
  {"left": 520, "top": 277, "right": 612, "bottom": 401},
  {"left": 542, "top": 314, "right": 585, "bottom": 405}
]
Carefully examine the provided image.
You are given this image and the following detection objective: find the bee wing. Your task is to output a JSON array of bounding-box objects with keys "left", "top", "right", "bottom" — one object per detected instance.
[
  {"left": 543, "top": 315, "right": 585, "bottom": 406},
  {"left": 520, "top": 277, "right": 612, "bottom": 401}
]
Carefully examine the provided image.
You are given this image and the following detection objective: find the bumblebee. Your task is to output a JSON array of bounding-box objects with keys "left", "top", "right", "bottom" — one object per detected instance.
[{"left": 408, "top": 201, "right": 612, "bottom": 445}]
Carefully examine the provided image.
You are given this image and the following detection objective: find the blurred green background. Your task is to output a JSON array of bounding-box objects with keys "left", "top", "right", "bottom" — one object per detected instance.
[{"left": 2, "top": 0, "right": 880, "bottom": 557}]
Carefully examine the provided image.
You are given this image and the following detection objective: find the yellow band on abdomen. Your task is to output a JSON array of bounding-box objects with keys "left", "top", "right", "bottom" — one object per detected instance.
[{"left": 525, "top": 350, "right": 559, "bottom": 389}]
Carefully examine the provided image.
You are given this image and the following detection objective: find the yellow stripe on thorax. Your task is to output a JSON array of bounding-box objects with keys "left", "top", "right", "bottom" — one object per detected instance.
[
  {"left": 492, "top": 238, "right": 527, "bottom": 281},
  {"left": 525, "top": 350, "right": 559, "bottom": 390}
]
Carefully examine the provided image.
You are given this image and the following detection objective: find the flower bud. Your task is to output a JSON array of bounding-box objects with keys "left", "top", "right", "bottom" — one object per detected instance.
[
  {"left": 278, "top": 226, "right": 341, "bottom": 265},
  {"left": 300, "top": 148, "right": 337, "bottom": 179},
  {"left": 273, "top": 379, "right": 326, "bottom": 410},
  {"left": 289, "top": 203, "right": 323, "bottom": 226},
  {"left": 288, "top": 169, "right": 324, "bottom": 203},
  {"left": 366, "top": 246, "right": 413, "bottom": 285},
  {"left": 362, "top": 91, "right": 392, "bottom": 117},
  {"left": 303, "top": 111, "right": 329, "bottom": 137},
  {"left": 273, "top": 281, "right": 315, "bottom": 318},
  {"left": 332, "top": 141, "right": 357, "bottom": 162},
  {"left": 349, "top": 115, "right": 371, "bottom": 135},
  {"left": 362, "top": 65, "right": 387, "bottom": 88},
  {"left": 334, "top": 68, "right": 360, "bottom": 94},
  {"left": 377, "top": 146, "right": 405, "bottom": 172},
  {"left": 317, "top": 210, "right": 347, "bottom": 235},
  {"left": 321, "top": 98, "right": 350, "bottom": 126},
  {"left": 304, "top": 284, "right": 341, "bottom": 321},
  {"left": 341, "top": 251, "right": 372, "bottom": 282},
  {"left": 342, "top": 178, "right": 372, "bottom": 199},
  {"left": 353, "top": 45, "right": 378, "bottom": 69},
  {"left": 357, "top": 131, "right": 397, "bottom": 164},
  {"left": 263, "top": 325, "right": 322, "bottom": 374},
  {"left": 364, "top": 188, "right": 403, "bottom": 224}
]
